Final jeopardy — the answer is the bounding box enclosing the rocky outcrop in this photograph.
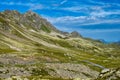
[45,63,99,79]
[70,31,82,38]
[97,68,120,80]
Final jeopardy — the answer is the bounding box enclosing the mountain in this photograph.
[113,41,120,45]
[0,10,120,80]
[70,31,82,38]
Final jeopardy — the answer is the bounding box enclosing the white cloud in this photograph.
[0,2,43,10]
[59,5,108,13]
[89,0,120,7]
[80,20,120,26]
[44,15,120,27]
[29,4,43,10]
[78,29,120,33]
[53,0,68,7]
[44,16,88,24]
[90,10,120,17]
[61,6,88,12]
[60,0,68,5]
[0,2,34,6]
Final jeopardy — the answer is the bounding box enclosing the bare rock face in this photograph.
[70,31,82,38]
[0,10,59,33]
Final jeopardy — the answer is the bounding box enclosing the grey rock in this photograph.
[45,63,99,79]
[70,31,82,38]
[97,67,120,80]
[101,68,110,74]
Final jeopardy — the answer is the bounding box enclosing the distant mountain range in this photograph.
[0,10,120,80]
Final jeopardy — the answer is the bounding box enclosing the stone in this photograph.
[101,68,110,74]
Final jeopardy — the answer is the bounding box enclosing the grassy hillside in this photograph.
[0,10,120,80]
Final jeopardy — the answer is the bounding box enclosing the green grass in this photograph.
[0,17,7,23]
[0,48,16,53]
[31,68,49,76]
[41,24,51,33]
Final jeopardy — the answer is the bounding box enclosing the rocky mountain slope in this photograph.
[0,10,120,80]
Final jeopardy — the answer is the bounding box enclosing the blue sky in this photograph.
[0,0,120,42]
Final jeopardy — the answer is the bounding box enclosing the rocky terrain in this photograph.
[0,10,120,80]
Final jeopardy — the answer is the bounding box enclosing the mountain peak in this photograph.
[70,31,82,38]
[3,10,20,15]
[25,10,36,15]
[24,10,42,18]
